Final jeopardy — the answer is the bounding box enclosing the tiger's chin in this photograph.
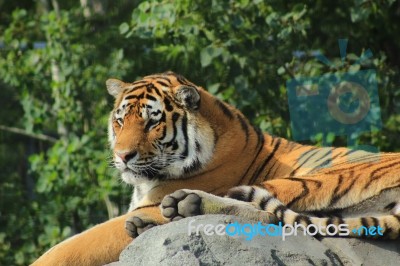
[120,169,161,185]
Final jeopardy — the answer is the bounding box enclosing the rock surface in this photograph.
[109,215,400,266]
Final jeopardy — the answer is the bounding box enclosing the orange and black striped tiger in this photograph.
[33,72,400,266]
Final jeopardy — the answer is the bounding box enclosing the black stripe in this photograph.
[160,111,166,123]
[249,138,281,185]
[264,160,278,179]
[159,125,167,140]
[384,202,396,211]
[382,221,392,239]
[286,177,322,188]
[144,119,157,132]
[370,161,400,176]
[286,179,309,208]
[269,162,282,180]
[361,217,369,228]
[125,94,138,100]
[146,83,154,93]
[227,189,248,201]
[195,141,201,153]
[163,113,180,145]
[273,205,287,221]
[342,153,382,165]
[164,97,174,111]
[215,99,234,119]
[295,215,312,225]
[330,172,357,206]
[181,114,189,158]
[176,74,189,85]
[157,76,172,84]
[316,150,346,173]
[287,141,300,152]
[156,80,169,87]
[324,166,354,175]
[253,126,264,145]
[289,148,319,177]
[364,161,400,189]
[172,141,179,150]
[146,87,152,93]
[331,174,343,200]
[259,196,273,210]
[184,158,201,174]
[151,110,161,116]
[154,87,162,97]
[371,217,379,228]
[236,114,249,144]
[125,92,144,100]
[237,126,265,185]
[344,148,360,156]
[172,112,180,123]
[248,187,255,202]
[314,149,333,163]
[132,80,148,85]
[127,84,147,93]
[146,94,157,101]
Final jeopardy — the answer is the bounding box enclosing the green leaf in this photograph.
[119,23,130,35]
[200,46,223,67]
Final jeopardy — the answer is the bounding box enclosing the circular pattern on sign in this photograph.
[327,81,370,125]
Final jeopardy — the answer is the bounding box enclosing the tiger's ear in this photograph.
[174,85,200,110]
[106,79,126,98]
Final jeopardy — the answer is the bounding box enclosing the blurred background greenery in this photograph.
[0,0,399,264]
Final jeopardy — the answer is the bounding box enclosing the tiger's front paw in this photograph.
[161,189,202,221]
[125,216,157,238]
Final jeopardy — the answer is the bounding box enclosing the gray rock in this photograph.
[109,215,400,266]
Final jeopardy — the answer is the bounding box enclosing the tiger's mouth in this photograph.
[115,154,181,183]
[126,167,159,178]
[119,164,164,184]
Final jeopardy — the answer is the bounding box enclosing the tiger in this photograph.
[33,71,400,266]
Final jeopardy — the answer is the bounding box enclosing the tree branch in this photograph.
[0,125,58,143]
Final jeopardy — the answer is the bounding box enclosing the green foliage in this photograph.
[0,0,399,264]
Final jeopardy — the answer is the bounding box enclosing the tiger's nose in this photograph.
[116,151,138,163]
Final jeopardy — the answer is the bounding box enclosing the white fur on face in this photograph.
[164,114,215,178]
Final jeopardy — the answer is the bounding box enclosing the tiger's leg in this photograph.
[125,208,166,238]
[32,206,166,266]
[161,187,400,239]
[161,189,277,224]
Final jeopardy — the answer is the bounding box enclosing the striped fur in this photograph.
[106,72,399,239]
[227,186,400,239]
[33,72,399,266]
[110,73,400,238]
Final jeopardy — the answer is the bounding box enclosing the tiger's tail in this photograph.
[228,186,400,239]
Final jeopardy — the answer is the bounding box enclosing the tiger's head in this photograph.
[106,72,215,185]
